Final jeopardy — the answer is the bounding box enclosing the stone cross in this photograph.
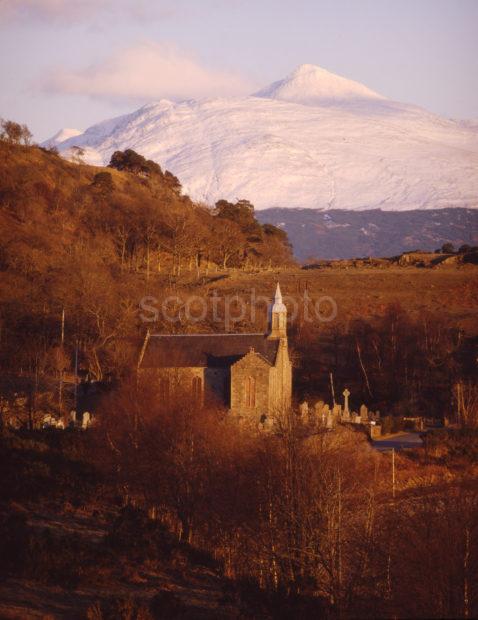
[343,388,350,414]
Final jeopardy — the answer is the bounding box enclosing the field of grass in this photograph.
[165,263,478,336]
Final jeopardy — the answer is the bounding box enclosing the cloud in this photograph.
[42,41,255,102]
[0,0,174,22]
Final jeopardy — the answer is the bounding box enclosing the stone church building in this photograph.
[138,284,292,421]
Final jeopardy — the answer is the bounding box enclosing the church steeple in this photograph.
[268,283,287,339]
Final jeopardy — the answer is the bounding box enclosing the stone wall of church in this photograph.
[230,352,271,421]
[138,367,205,406]
[268,339,292,415]
[138,366,230,408]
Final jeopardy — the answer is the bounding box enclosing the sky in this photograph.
[1,0,477,141]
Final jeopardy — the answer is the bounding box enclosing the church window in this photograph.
[192,376,202,403]
[245,376,256,407]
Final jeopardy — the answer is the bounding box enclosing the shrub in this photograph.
[425,429,478,462]
[441,242,454,254]
[0,119,32,145]
[109,150,161,178]
[92,171,114,195]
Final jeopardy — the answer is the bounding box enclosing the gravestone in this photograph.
[82,411,91,429]
[43,414,54,429]
[314,400,325,426]
[299,401,309,418]
[332,404,342,420]
[360,404,369,423]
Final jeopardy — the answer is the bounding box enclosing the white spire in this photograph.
[272,282,287,313]
[275,282,282,302]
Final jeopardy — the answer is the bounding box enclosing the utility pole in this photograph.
[59,308,65,417]
[329,372,336,407]
[385,447,396,601]
[61,307,65,346]
[74,339,79,416]
[392,448,396,500]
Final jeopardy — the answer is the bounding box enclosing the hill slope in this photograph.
[257,207,478,260]
[0,141,292,384]
[47,64,478,212]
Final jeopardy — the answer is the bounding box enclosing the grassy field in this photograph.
[164,263,478,336]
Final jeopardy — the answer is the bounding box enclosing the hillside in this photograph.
[0,140,293,388]
[257,207,478,259]
[47,64,478,212]
[1,399,478,619]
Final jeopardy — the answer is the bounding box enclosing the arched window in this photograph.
[245,376,256,408]
[159,378,170,406]
[192,376,202,404]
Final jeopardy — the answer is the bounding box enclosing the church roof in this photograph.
[139,333,280,369]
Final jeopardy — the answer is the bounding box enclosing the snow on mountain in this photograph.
[253,64,385,105]
[45,65,478,212]
[43,128,82,147]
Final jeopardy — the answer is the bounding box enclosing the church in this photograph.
[138,284,292,421]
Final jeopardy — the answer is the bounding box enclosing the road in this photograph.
[373,431,424,451]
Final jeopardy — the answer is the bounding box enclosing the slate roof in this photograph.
[139,333,279,369]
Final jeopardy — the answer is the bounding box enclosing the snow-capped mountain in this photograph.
[253,63,385,105]
[43,127,82,148]
[46,64,478,212]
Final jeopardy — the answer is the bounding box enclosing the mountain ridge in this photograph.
[45,64,478,212]
[256,207,478,260]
